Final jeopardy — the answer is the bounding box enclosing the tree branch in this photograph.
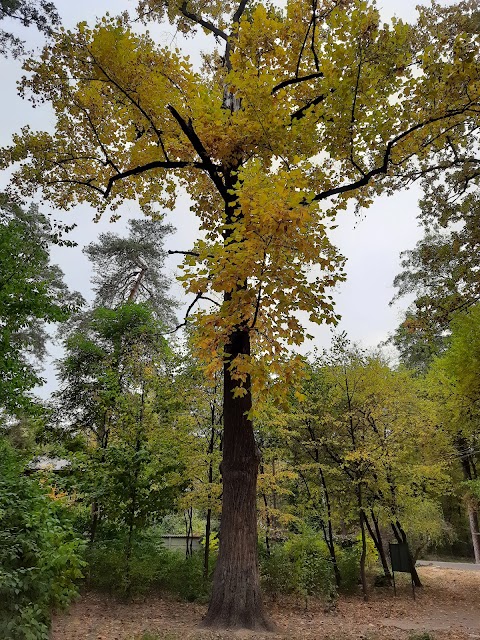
[167,104,228,199]
[179,1,228,41]
[167,290,220,333]
[271,72,324,95]
[290,91,333,122]
[233,0,250,24]
[168,249,200,257]
[309,107,475,204]
[104,159,204,199]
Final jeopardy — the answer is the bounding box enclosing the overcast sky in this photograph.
[0,0,454,395]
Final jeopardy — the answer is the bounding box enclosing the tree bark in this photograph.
[467,503,480,564]
[202,329,273,630]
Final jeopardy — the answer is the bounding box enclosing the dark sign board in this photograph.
[389,543,415,599]
[390,543,412,573]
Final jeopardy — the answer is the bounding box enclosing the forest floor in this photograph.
[50,567,480,640]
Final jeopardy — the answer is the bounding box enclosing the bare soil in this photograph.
[50,567,480,640]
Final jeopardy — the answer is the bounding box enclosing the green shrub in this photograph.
[260,533,336,600]
[336,544,361,592]
[0,439,85,640]
[86,530,214,602]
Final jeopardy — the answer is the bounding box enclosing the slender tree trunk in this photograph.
[318,465,341,587]
[202,328,273,630]
[204,412,218,578]
[90,503,100,544]
[364,511,392,582]
[90,417,110,544]
[204,507,212,578]
[185,506,194,558]
[260,462,271,556]
[359,508,368,601]
[457,441,480,563]
[467,503,480,563]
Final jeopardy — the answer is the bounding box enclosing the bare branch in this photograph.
[168,249,200,257]
[167,290,220,333]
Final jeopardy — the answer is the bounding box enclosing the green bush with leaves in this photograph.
[0,439,85,640]
[87,529,214,602]
[260,533,336,600]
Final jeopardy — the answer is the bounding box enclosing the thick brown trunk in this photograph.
[202,329,273,630]
[467,503,480,563]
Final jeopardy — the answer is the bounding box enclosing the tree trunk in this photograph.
[318,465,341,587]
[204,507,212,579]
[359,509,368,601]
[364,511,392,582]
[202,329,273,630]
[467,503,480,563]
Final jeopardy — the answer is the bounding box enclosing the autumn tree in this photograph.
[2,0,480,628]
[289,339,451,594]
[425,305,480,562]
[391,2,480,370]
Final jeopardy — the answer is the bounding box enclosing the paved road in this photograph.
[417,560,480,571]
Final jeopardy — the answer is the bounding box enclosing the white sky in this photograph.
[0,0,454,395]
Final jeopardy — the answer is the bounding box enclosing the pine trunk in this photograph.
[202,329,273,630]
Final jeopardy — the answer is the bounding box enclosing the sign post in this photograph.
[389,542,416,599]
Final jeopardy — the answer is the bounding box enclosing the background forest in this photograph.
[1,0,480,639]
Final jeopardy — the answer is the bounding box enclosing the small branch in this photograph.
[168,250,200,257]
[310,0,320,73]
[179,1,228,41]
[349,57,365,175]
[232,0,250,24]
[290,91,332,122]
[271,72,324,95]
[167,290,220,333]
[104,159,204,198]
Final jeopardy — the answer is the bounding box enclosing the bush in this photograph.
[260,533,336,600]
[86,529,214,602]
[0,439,84,640]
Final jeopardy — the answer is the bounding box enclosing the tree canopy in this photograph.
[2,0,480,629]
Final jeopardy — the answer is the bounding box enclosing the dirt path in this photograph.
[50,567,480,640]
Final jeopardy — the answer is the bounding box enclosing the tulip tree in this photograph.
[2,0,480,629]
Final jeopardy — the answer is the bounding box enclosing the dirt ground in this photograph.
[50,567,480,640]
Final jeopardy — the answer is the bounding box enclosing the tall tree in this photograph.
[54,303,179,544]
[391,1,480,370]
[84,217,177,326]
[425,305,480,562]
[2,0,480,628]
[0,194,81,413]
